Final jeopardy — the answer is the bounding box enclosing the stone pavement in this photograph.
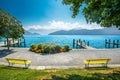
[0,47,120,69]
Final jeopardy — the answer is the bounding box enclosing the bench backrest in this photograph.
[84,58,111,64]
[6,58,31,64]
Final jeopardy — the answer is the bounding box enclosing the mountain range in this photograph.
[25,30,40,35]
[49,27,120,35]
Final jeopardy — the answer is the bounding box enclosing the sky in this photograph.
[0,0,103,35]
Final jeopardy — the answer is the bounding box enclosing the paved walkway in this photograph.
[0,47,120,69]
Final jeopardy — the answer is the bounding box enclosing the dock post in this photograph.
[87,41,89,46]
[12,38,15,47]
[105,39,107,48]
[9,39,11,47]
[76,40,78,49]
[83,40,86,47]
[80,41,82,48]
[108,39,111,48]
[113,40,115,48]
[24,38,26,47]
[19,38,22,47]
[117,40,119,48]
[18,39,20,47]
[79,39,81,48]
[73,39,75,48]
[4,40,6,47]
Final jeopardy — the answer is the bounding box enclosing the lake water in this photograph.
[24,35,120,49]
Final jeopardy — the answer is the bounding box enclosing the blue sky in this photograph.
[0,0,102,35]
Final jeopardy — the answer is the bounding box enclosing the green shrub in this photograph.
[30,44,38,51]
[35,49,41,53]
[38,44,43,49]
[64,44,70,52]
[50,45,56,53]
[55,44,62,53]
[43,45,51,53]
[30,44,37,49]
[30,43,70,54]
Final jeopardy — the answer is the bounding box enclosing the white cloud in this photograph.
[24,20,103,35]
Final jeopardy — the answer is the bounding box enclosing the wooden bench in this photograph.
[6,58,31,68]
[84,58,111,68]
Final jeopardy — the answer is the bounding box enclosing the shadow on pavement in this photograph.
[0,49,16,58]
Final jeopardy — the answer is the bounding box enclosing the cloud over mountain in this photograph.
[24,20,103,35]
[49,27,120,35]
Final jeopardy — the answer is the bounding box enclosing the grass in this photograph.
[0,65,120,80]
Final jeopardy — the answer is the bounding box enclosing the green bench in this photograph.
[84,58,111,68]
[6,58,31,68]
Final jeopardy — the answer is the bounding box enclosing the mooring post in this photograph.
[18,39,20,47]
[83,40,86,47]
[20,38,22,47]
[79,39,81,48]
[76,40,78,49]
[108,39,111,48]
[24,38,26,47]
[87,41,89,46]
[73,39,75,48]
[105,39,107,48]
[117,40,119,48]
[113,40,115,48]
[4,40,6,46]
[9,39,11,47]
[12,38,15,47]
[80,41,82,48]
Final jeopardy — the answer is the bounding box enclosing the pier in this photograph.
[105,39,120,48]
[73,39,95,49]
[3,38,26,47]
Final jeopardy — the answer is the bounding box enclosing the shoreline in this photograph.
[0,47,120,69]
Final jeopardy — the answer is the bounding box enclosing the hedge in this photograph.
[30,43,71,54]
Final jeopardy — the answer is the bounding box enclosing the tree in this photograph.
[62,0,120,28]
[0,9,24,50]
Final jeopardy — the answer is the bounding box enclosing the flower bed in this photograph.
[29,43,71,54]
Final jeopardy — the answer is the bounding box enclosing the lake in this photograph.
[24,35,120,49]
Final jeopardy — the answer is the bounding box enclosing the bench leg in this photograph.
[25,64,28,68]
[28,64,30,67]
[85,64,89,68]
[8,62,13,66]
[105,63,108,68]
[103,63,108,68]
[8,62,11,66]
[25,64,30,68]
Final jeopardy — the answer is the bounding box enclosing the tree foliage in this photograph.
[62,0,120,28]
[0,9,24,39]
[0,9,24,50]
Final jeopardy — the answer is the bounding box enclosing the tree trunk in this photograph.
[6,38,10,50]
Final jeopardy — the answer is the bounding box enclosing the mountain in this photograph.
[25,30,40,35]
[49,27,120,35]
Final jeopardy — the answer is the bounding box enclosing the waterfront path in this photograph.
[0,47,120,69]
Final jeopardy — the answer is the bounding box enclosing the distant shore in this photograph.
[0,47,120,69]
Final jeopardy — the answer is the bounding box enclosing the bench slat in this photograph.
[84,58,111,68]
[6,58,31,67]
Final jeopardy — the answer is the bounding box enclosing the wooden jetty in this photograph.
[73,39,95,49]
[3,38,26,47]
[105,39,120,48]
